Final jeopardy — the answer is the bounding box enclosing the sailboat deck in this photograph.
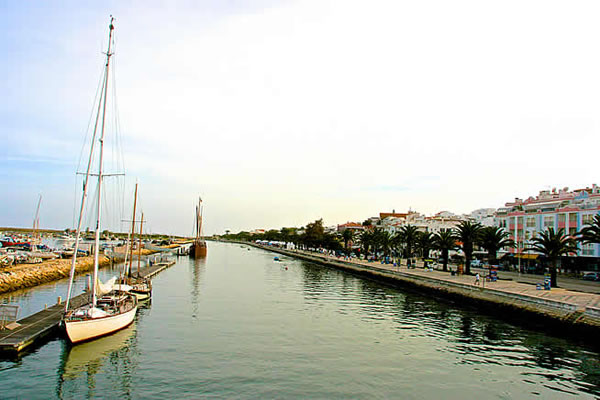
[0,258,176,355]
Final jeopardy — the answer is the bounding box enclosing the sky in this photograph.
[1,0,599,236]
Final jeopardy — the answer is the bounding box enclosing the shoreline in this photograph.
[227,240,600,340]
[0,248,158,295]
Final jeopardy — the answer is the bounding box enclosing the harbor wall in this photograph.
[230,241,600,335]
[0,256,112,295]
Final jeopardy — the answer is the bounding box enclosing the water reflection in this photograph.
[190,257,206,318]
[298,258,600,397]
[55,304,149,399]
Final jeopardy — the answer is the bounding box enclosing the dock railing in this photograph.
[0,305,19,330]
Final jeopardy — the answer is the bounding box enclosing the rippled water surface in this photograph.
[1,242,600,399]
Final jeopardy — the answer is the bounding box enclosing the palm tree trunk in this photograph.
[465,251,472,275]
[442,249,448,272]
[550,260,558,288]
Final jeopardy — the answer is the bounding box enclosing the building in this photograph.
[495,185,600,271]
[337,222,365,234]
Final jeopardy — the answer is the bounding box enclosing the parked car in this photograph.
[582,272,600,281]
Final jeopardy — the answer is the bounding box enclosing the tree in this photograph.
[399,225,419,259]
[479,226,514,265]
[304,219,325,249]
[527,228,578,288]
[359,230,374,258]
[342,229,354,254]
[417,231,435,261]
[455,221,483,275]
[375,229,393,258]
[433,229,457,272]
[578,215,600,245]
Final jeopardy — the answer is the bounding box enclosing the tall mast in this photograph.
[91,16,115,308]
[128,183,138,278]
[137,212,144,276]
[32,194,42,244]
[64,17,115,312]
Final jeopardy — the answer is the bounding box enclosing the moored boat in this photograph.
[62,17,138,344]
[190,197,207,258]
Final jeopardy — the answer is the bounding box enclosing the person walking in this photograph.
[474,272,480,286]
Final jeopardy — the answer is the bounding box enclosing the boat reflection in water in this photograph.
[55,304,148,398]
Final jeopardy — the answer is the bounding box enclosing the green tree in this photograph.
[455,221,483,275]
[342,229,354,254]
[359,230,374,258]
[399,225,419,259]
[417,231,435,261]
[304,219,325,249]
[527,228,578,288]
[376,229,393,258]
[479,226,514,265]
[578,215,600,245]
[433,229,457,272]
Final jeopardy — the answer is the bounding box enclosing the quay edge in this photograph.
[223,240,600,341]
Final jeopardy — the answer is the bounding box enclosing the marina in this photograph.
[1,242,600,399]
[0,257,175,355]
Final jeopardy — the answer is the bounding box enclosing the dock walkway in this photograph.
[0,257,176,355]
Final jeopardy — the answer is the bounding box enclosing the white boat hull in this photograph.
[65,305,137,344]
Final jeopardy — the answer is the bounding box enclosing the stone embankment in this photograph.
[235,241,600,335]
[0,248,160,295]
[0,256,111,294]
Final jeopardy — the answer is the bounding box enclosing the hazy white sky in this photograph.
[1,0,599,236]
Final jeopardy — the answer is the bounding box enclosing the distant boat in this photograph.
[62,17,137,344]
[190,197,207,258]
[118,183,152,302]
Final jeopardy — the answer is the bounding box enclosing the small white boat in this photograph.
[64,291,137,343]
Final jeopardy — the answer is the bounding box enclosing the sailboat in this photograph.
[62,17,137,344]
[118,183,152,301]
[189,197,207,258]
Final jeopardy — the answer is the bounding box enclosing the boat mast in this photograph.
[128,183,138,278]
[137,212,144,276]
[196,197,202,242]
[91,16,115,308]
[64,17,115,313]
[32,194,42,244]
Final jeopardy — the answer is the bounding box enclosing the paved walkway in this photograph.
[285,250,600,310]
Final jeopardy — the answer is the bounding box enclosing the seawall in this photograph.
[230,241,600,338]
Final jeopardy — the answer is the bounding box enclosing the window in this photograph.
[558,214,566,223]
[569,213,578,224]
[526,217,536,227]
[582,244,594,256]
[569,227,577,237]
[582,214,594,225]
[517,216,523,225]
[543,216,554,227]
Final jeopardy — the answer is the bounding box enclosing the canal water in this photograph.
[1,242,599,399]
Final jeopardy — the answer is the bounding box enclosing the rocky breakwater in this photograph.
[0,256,111,294]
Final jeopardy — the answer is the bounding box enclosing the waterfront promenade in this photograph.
[246,242,600,330]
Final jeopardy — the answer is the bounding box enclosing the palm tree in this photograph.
[417,231,435,263]
[371,228,388,260]
[433,229,457,272]
[455,220,483,275]
[359,230,374,259]
[399,225,419,259]
[479,226,514,265]
[578,215,600,245]
[379,230,394,259]
[342,229,354,254]
[527,228,578,288]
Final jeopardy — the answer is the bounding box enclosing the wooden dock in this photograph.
[0,257,177,355]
